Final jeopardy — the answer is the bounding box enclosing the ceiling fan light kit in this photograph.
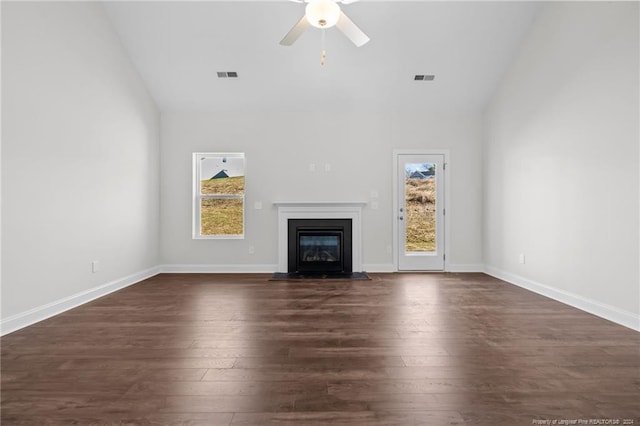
[280,0,370,65]
[306,0,341,28]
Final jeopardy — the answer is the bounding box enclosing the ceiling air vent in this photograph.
[414,75,435,81]
[217,71,238,78]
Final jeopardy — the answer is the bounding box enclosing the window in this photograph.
[193,153,245,239]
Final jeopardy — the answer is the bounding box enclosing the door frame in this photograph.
[392,149,450,272]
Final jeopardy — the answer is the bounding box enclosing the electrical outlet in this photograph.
[370,190,379,198]
[254,201,262,210]
[518,254,526,264]
[324,163,332,172]
[92,260,100,273]
[309,163,316,172]
[371,201,379,210]
[248,246,255,254]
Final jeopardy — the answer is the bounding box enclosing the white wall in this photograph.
[1,2,160,326]
[160,111,483,271]
[484,2,639,327]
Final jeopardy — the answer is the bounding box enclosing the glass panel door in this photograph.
[397,154,445,270]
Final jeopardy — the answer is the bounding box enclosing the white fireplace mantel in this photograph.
[274,201,366,272]
[273,201,368,208]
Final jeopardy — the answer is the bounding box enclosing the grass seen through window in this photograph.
[200,176,244,236]
[405,177,436,251]
[201,176,244,195]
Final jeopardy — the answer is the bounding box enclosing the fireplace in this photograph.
[288,218,352,274]
[274,201,365,274]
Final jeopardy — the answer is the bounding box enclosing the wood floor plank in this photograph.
[2,272,639,424]
[0,413,234,426]
[123,379,329,397]
[230,410,466,426]
[161,394,295,413]
[233,355,406,369]
[288,345,449,358]
[203,367,391,382]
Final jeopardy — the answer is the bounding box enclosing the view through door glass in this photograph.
[405,162,437,253]
[397,153,444,271]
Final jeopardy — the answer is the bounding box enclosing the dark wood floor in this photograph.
[2,273,639,425]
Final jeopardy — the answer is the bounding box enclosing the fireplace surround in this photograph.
[274,201,366,273]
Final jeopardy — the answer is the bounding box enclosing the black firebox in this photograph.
[287,218,352,275]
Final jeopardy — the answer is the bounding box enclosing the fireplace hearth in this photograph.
[288,218,352,275]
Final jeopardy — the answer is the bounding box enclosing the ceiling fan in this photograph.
[279,0,370,48]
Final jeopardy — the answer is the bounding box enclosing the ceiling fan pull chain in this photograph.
[320,29,327,66]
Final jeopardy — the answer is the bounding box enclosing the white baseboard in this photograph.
[360,263,484,273]
[484,265,640,332]
[160,264,279,273]
[362,263,395,273]
[0,266,161,336]
[447,263,484,273]
[160,264,397,274]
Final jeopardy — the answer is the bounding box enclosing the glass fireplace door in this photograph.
[297,232,343,273]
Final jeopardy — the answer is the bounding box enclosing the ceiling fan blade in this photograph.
[280,15,310,46]
[336,11,370,47]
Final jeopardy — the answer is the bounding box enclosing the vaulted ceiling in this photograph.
[102,1,541,113]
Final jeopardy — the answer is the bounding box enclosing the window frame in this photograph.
[192,152,245,240]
